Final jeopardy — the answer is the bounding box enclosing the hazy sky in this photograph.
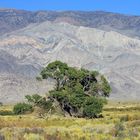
[0,0,140,15]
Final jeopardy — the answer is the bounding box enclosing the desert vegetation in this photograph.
[0,61,140,140]
[13,61,111,118]
[0,102,140,139]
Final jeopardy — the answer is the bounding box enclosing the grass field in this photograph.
[0,101,140,140]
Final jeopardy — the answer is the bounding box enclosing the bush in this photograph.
[120,115,129,122]
[110,121,125,137]
[36,76,42,81]
[0,110,14,116]
[13,103,33,115]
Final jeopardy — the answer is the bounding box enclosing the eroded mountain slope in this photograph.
[0,21,140,103]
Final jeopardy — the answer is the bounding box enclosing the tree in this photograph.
[39,61,111,118]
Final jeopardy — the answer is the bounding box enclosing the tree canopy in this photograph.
[39,61,111,118]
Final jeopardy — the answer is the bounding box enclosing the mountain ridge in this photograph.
[1,9,140,37]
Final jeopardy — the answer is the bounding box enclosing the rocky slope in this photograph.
[0,20,140,103]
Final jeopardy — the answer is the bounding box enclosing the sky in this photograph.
[0,0,140,15]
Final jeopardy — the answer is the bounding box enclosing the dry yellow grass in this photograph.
[0,102,140,140]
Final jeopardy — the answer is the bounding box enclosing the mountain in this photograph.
[0,9,140,103]
[1,9,140,37]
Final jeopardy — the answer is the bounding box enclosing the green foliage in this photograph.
[83,97,106,118]
[13,103,33,115]
[41,61,69,90]
[25,94,42,105]
[0,110,14,116]
[37,98,53,111]
[39,61,111,118]
[50,90,69,102]
[0,102,3,106]
[12,61,109,118]
[101,75,111,97]
[36,76,42,81]
[25,94,53,111]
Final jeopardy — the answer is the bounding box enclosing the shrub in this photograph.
[110,121,125,137]
[120,115,129,122]
[13,103,33,115]
[0,110,14,116]
[36,76,42,81]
